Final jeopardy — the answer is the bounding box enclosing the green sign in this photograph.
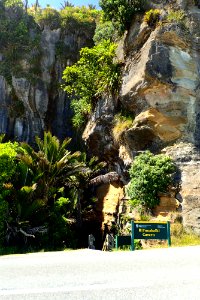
[131,221,171,251]
[133,222,168,239]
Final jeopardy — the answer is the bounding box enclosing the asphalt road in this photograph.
[0,246,200,300]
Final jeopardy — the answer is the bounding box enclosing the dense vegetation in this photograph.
[0,132,105,252]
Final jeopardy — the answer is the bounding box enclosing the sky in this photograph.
[37,0,100,10]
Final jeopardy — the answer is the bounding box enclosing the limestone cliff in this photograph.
[83,0,200,234]
[0,6,95,143]
[1,1,200,235]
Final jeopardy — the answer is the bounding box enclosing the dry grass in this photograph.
[112,116,133,143]
[171,223,200,247]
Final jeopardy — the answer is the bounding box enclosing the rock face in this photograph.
[1,1,200,235]
[163,143,200,235]
[0,17,95,143]
[83,0,200,234]
[95,182,124,231]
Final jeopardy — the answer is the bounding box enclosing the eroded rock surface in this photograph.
[1,1,200,234]
[83,0,200,233]
[0,25,95,143]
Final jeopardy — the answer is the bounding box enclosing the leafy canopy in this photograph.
[126,151,176,209]
[62,40,121,128]
[33,5,100,31]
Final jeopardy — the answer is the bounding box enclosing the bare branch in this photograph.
[19,228,35,238]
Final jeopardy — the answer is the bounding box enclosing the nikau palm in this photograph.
[18,131,84,205]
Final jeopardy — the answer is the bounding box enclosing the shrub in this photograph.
[99,0,147,34]
[0,1,41,82]
[93,20,117,44]
[126,151,176,210]
[60,6,99,32]
[144,9,160,27]
[166,10,186,23]
[34,7,61,29]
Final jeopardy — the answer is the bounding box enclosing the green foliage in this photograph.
[60,5,99,29]
[99,0,147,34]
[18,131,83,203]
[0,141,21,246]
[144,9,160,27]
[0,142,19,184]
[4,0,23,8]
[34,7,61,29]
[62,40,121,128]
[93,20,117,44]
[126,151,176,210]
[166,10,186,23]
[0,132,86,249]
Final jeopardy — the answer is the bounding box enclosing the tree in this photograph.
[126,151,176,210]
[62,40,121,128]
[99,0,147,34]
[60,1,74,9]
[18,131,83,205]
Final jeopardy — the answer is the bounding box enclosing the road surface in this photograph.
[0,246,200,299]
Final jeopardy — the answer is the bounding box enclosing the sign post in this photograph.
[167,221,171,247]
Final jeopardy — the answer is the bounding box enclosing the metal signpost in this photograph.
[131,221,171,251]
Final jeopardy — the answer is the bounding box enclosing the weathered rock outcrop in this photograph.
[1,1,200,235]
[0,16,95,143]
[83,0,200,234]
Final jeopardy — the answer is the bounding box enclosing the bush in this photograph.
[126,151,176,210]
[34,7,61,29]
[99,0,147,34]
[144,9,160,27]
[93,20,117,44]
[166,10,186,23]
[0,1,41,82]
[60,6,99,32]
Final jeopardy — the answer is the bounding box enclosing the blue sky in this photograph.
[37,0,100,9]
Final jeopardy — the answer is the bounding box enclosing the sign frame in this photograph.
[131,220,171,251]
